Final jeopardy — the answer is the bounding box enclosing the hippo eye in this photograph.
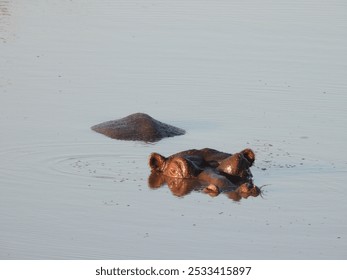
[167,161,183,177]
[166,162,178,177]
[165,158,190,178]
[169,168,177,175]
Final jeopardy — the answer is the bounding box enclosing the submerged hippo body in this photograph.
[91,113,185,142]
[148,148,260,200]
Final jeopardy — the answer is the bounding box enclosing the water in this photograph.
[0,0,346,259]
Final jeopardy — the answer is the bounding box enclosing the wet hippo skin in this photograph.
[148,148,260,200]
[91,113,185,142]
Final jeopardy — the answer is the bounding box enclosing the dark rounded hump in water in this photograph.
[91,113,185,142]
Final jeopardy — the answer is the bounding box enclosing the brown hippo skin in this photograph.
[148,148,260,200]
[91,113,185,142]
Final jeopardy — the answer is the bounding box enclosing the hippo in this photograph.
[91,113,185,142]
[148,148,261,200]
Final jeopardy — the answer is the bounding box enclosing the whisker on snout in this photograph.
[257,184,270,198]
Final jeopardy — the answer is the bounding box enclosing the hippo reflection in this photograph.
[148,148,261,201]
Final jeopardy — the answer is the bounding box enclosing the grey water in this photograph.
[0,0,346,259]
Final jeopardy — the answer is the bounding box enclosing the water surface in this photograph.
[0,0,346,259]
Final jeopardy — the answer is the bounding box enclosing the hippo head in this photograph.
[148,148,261,200]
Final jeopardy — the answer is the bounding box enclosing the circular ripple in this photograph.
[0,142,147,186]
[50,153,144,181]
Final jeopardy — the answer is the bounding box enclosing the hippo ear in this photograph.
[149,153,166,171]
[241,148,255,166]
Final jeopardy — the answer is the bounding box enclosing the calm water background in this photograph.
[0,0,346,259]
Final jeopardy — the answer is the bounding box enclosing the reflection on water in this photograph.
[148,171,261,201]
[0,0,11,43]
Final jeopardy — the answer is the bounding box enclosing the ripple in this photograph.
[50,153,143,181]
[248,139,346,176]
[0,142,146,186]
